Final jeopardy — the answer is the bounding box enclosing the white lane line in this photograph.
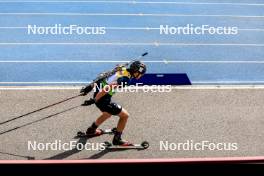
[1,81,264,85]
[0,1,264,6]
[0,86,82,90]
[0,82,86,84]
[1,60,264,64]
[0,27,264,32]
[239,28,264,31]
[0,27,162,30]
[0,42,264,46]
[192,81,264,84]
[0,13,264,18]
[1,85,264,90]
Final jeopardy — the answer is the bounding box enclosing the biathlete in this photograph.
[80,61,147,146]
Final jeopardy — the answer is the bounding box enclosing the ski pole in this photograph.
[0,94,82,125]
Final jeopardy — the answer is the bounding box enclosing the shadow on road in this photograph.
[0,105,80,135]
[44,137,89,160]
[46,136,146,160]
[85,148,145,159]
[44,134,111,160]
[0,151,35,160]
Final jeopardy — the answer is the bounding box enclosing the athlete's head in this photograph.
[128,60,147,79]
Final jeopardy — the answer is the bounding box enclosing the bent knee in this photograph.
[120,111,129,119]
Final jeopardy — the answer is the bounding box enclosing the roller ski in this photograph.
[104,141,149,149]
[76,127,117,138]
[104,132,149,149]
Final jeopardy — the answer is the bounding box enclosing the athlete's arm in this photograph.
[94,83,118,102]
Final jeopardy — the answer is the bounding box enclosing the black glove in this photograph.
[82,98,96,106]
[80,84,94,96]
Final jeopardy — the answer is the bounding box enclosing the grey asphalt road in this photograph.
[0,86,263,160]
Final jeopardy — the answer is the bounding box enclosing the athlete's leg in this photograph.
[113,108,131,145]
[95,112,112,126]
[116,108,129,132]
[86,112,111,135]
